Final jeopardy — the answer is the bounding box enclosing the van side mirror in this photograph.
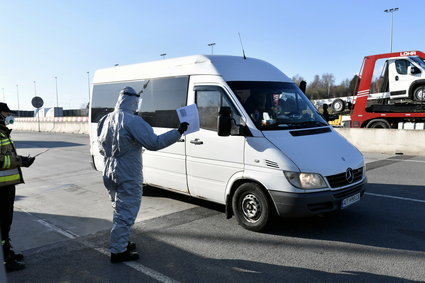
[409,66,421,75]
[217,106,232,136]
[299,80,307,94]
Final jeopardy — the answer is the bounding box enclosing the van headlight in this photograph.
[284,171,327,189]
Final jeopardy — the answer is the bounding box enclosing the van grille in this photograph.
[326,167,363,188]
[333,184,363,199]
[265,160,279,168]
[307,202,333,212]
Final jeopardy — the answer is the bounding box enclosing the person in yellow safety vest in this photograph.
[0,103,35,272]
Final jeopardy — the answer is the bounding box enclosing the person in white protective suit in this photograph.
[97,86,189,263]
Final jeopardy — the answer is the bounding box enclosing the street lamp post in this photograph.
[87,71,90,106]
[384,7,399,53]
[55,76,59,107]
[208,43,216,55]
[2,88,4,102]
[16,84,20,117]
[160,53,166,59]
[33,81,37,97]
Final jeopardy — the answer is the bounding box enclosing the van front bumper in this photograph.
[269,180,366,218]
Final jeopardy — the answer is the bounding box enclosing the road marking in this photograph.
[95,247,181,283]
[17,207,78,239]
[20,207,180,283]
[365,192,425,203]
[36,219,78,239]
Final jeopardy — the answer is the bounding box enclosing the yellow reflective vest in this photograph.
[0,125,23,187]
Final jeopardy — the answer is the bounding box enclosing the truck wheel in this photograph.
[366,119,391,128]
[413,86,425,101]
[232,183,271,232]
[331,99,345,113]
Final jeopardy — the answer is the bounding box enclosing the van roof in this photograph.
[93,55,291,84]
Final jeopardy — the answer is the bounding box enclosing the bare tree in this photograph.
[321,73,335,98]
[291,74,305,86]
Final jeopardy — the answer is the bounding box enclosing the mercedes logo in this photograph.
[346,168,354,183]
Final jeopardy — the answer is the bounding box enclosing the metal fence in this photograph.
[13,109,88,117]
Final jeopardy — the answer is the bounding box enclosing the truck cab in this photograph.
[387,55,425,101]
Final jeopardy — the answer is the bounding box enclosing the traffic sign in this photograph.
[32,96,44,108]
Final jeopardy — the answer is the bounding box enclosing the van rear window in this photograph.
[91,76,188,128]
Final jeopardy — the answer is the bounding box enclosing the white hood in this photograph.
[262,128,364,176]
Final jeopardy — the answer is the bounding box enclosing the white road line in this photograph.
[365,192,425,203]
[95,247,181,283]
[18,207,78,239]
[20,207,180,282]
[36,219,78,239]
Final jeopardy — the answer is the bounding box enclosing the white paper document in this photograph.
[176,104,200,134]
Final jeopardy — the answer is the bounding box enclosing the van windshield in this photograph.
[227,81,327,130]
[410,56,425,69]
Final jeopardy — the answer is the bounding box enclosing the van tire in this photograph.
[331,99,345,113]
[413,85,425,101]
[232,183,271,232]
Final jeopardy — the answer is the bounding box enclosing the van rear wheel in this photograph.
[232,183,271,232]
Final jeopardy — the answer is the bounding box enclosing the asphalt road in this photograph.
[4,132,425,282]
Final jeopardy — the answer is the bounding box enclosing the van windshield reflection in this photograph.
[410,56,425,69]
[227,81,327,130]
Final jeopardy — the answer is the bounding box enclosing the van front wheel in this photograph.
[232,183,271,232]
[413,86,425,101]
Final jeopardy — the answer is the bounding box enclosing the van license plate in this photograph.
[341,193,360,208]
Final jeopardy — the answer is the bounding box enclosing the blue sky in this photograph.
[0,0,422,110]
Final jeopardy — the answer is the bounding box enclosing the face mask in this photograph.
[5,115,14,125]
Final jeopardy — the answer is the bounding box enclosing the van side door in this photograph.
[186,83,245,203]
[139,77,189,193]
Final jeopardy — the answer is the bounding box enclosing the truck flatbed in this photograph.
[366,103,425,113]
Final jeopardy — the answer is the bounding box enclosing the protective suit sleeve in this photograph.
[126,116,181,151]
[97,114,114,157]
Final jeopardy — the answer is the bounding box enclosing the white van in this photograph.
[89,55,366,231]
[386,55,425,101]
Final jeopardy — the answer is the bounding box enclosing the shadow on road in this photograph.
[7,210,420,283]
[7,180,424,282]
[143,185,225,213]
[143,183,425,254]
[14,140,85,149]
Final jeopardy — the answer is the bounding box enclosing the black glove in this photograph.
[20,156,35,168]
[178,122,189,134]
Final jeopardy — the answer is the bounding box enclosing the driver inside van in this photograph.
[245,92,270,126]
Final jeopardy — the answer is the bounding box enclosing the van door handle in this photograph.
[395,76,399,81]
[190,138,203,145]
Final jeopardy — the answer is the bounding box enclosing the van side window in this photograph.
[395,59,410,75]
[139,76,188,128]
[91,81,145,123]
[195,86,241,131]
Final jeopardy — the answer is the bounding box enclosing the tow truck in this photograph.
[314,51,425,129]
[351,50,425,128]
